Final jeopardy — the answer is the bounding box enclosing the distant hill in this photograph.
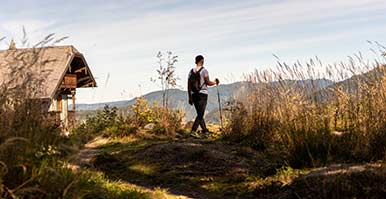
[315,64,386,101]
[76,82,253,121]
[76,79,334,123]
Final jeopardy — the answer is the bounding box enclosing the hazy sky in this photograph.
[1,0,386,103]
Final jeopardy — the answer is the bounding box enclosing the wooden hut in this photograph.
[0,45,97,127]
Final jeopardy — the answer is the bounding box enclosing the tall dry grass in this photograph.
[226,46,386,168]
[0,33,150,199]
[0,36,64,198]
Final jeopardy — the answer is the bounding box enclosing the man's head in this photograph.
[195,55,204,66]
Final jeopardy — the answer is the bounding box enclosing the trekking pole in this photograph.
[216,84,223,130]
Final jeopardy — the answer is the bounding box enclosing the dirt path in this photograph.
[76,136,109,167]
[67,136,108,170]
[69,136,193,199]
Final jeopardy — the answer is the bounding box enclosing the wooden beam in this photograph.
[58,89,73,95]
[82,81,96,88]
[77,76,92,83]
[75,67,86,73]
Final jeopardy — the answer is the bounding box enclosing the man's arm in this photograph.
[204,76,219,86]
[187,79,192,94]
[187,75,193,105]
[203,69,219,86]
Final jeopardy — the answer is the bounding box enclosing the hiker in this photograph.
[188,55,219,137]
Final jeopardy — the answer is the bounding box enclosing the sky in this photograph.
[1,0,386,103]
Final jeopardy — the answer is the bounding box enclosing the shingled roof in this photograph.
[0,45,96,99]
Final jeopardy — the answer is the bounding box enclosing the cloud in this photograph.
[1,0,386,103]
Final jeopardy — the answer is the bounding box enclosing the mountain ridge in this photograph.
[76,80,334,121]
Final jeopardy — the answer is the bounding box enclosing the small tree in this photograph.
[151,51,179,109]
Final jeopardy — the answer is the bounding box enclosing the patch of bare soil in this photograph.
[137,141,257,175]
[92,139,284,199]
[281,163,386,199]
[91,137,386,199]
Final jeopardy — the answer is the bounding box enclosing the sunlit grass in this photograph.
[129,163,157,175]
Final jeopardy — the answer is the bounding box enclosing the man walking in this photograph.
[188,55,219,137]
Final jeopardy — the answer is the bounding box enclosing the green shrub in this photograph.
[72,98,184,139]
[70,106,136,140]
[131,97,155,127]
[152,108,184,136]
[130,97,184,136]
[103,122,138,138]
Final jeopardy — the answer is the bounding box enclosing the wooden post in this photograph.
[72,90,76,111]
[62,95,68,128]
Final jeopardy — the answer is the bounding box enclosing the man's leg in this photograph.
[191,94,201,132]
[198,94,208,132]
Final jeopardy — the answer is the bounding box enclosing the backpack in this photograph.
[188,67,204,94]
